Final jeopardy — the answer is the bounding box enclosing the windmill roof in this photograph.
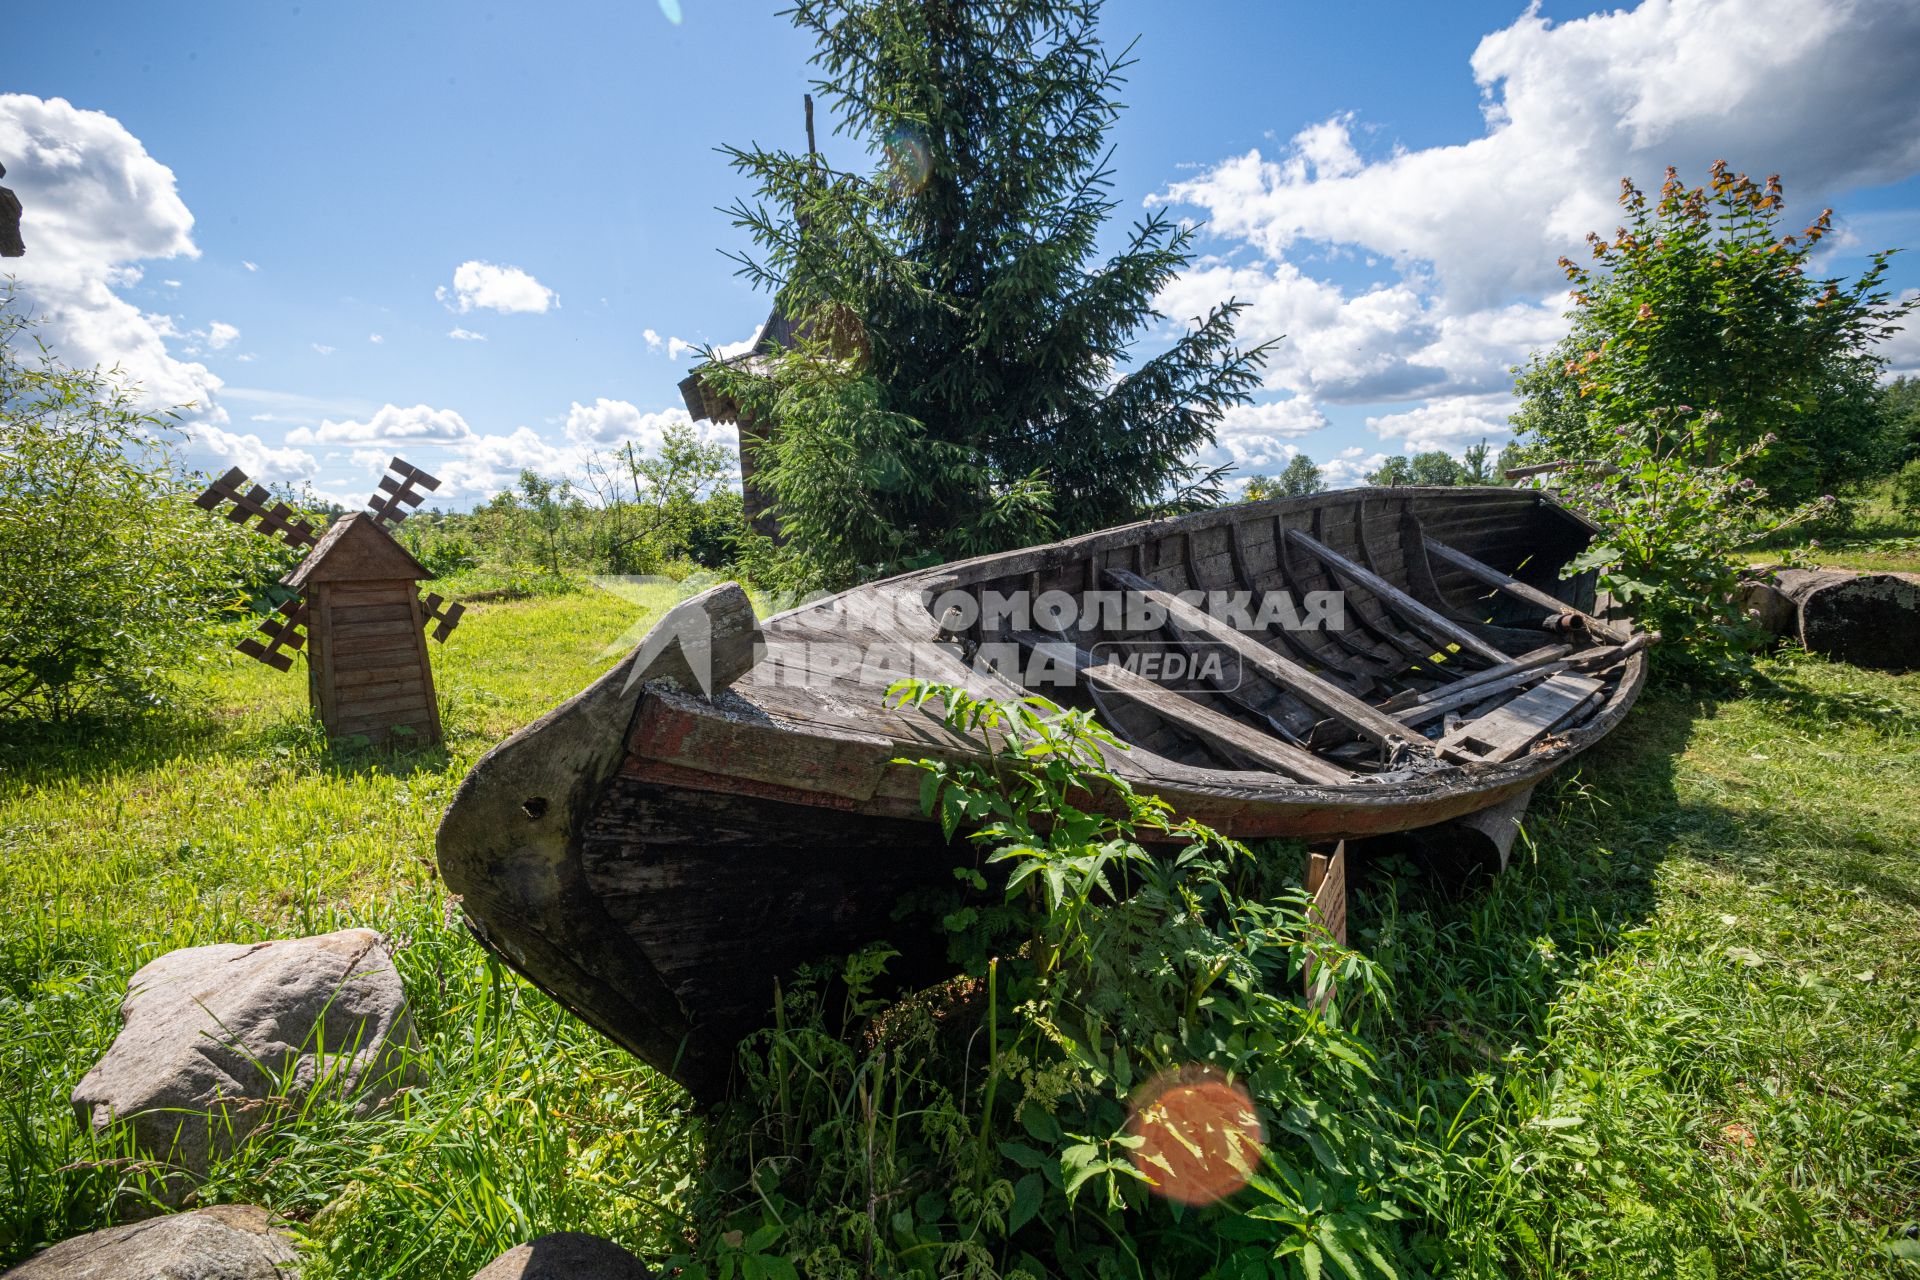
[283,512,434,588]
[679,305,797,425]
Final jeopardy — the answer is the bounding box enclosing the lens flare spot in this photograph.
[884,127,931,195]
[1125,1066,1264,1206]
[657,0,683,23]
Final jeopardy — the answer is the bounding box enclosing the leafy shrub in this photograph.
[1512,164,1915,504]
[1893,458,1920,520]
[1244,455,1324,501]
[1551,409,1833,684]
[0,292,280,720]
[676,685,1423,1279]
[397,519,481,579]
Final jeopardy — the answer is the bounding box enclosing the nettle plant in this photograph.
[675,684,1427,1280]
[1553,409,1833,684]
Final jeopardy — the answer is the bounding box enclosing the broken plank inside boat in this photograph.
[437,486,1650,1099]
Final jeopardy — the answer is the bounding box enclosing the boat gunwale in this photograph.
[717,485,1642,818]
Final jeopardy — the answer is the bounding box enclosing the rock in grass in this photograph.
[471,1233,653,1280]
[0,1204,299,1278]
[71,929,417,1198]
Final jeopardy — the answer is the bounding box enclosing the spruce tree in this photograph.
[712,0,1272,586]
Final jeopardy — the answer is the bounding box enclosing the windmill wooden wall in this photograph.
[286,514,443,745]
[308,581,440,743]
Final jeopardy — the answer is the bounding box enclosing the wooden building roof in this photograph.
[283,512,433,589]
[678,306,797,425]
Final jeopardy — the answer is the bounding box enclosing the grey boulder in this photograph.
[72,929,416,1193]
[0,1204,298,1278]
[471,1233,652,1280]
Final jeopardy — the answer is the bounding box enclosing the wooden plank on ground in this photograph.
[1422,536,1632,645]
[1437,672,1603,762]
[1304,842,1347,1013]
[1284,529,1511,665]
[1015,633,1351,785]
[1104,567,1420,751]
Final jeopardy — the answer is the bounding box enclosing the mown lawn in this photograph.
[1,581,1915,1277]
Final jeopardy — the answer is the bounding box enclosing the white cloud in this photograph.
[1884,289,1920,379]
[1219,397,1328,439]
[429,427,582,498]
[1322,446,1387,490]
[278,400,733,502]
[290,403,476,447]
[1153,0,1920,429]
[448,326,487,341]
[0,94,225,424]
[715,326,762,360]
[1364,393,1516,455]
[368,333,384,344]
[242,260,258,272]
[662,323,762,364]
[186,421,319,482]
[311,343,335,355]
[1206,395,1329,475]
[436,260,557,314]
[565,398,671,446]
[205,320,239,350]
[561,398,739,460]
[162,278,181,288]
[643,328,663,351]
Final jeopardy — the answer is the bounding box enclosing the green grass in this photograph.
[1751,475,1920,573]
[2,587,1917,1276]
[0,584,698,1275]
[1372,654,1920,1274]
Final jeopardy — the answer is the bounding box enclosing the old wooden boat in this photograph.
[437,485,1649,1097]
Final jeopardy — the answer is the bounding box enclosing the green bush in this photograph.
[1892,458,1920,520]
[1512,164,1915,504]
[0,291,278,720]
[1551,409,1832,684]
[676,684,1422,1279]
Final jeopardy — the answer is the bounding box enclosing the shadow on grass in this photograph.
[0,704,226,784]
[0,700,455,787]
[1353,686,1702,1086]
[230,714,457,781]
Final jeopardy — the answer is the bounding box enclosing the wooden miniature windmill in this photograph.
[196,457,465,745]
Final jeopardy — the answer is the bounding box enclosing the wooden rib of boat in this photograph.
[437,485,1650,1099]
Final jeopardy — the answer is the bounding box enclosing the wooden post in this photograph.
[1304,842,1347,1013]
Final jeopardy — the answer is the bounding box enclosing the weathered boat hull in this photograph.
[438,487,1647,1099]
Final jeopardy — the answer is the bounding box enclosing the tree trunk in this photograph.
[1740,566,1920,671]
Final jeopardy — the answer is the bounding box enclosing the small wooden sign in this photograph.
[1304,842,1347,1013]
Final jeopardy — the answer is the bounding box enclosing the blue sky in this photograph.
[7,0,1918,506]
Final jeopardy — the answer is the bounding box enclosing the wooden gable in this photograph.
[284,513,433,589]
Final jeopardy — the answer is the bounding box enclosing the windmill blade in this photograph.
[195,467,319,551]
[367,457,442,526]
[419,593,466,643]
[235,597,310,672]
